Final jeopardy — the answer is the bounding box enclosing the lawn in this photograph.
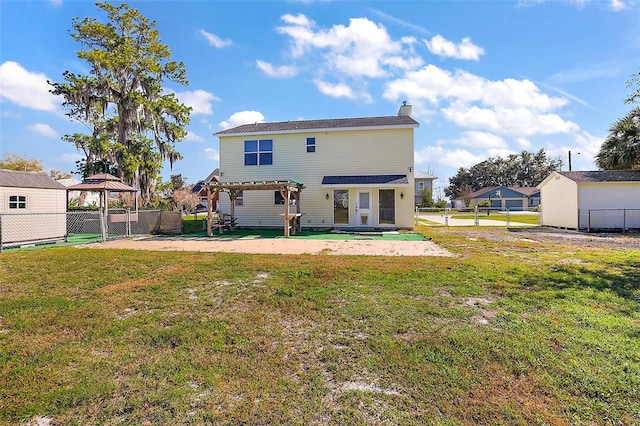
[449,211,541,225]
[1,227,638,425]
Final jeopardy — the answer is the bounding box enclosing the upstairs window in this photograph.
[306,137,316,153]
[9,195,27,210]
[244,139,273,165]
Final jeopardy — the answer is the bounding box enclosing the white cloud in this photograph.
[199,29,232,48]
[384,64,578,137]
[49,0,63,7]
[276,15,421,78]
[281,13,316,27]
[609,0,629,10]
[415,145,484,169]
[450,131,508,149]
[425,35,485,61]
[0,61,59,111]
[256,60,299,78]
[313,79,355,99]
[515,137,532,149]
[203,148,219,161]
[219,110,265,130]
[185,131,205,143]
[313,79,373,103]
[172,89,220,115]
[27,123,59,139]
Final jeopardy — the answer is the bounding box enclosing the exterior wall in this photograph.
[539,174,579,228]
[218,127,415,229]
[414,178,434,204]
[577,182,640,229]
[0,186,67,244]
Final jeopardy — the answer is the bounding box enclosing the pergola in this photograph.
[201,179,305,237]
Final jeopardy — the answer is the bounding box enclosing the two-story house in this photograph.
[212,104,419,231]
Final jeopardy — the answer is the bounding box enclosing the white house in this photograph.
[0,169,67,247]
[58,178,100,207]
[537,170,640,231]
[214,104,419,230]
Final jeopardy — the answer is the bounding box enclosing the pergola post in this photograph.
[206,187,213,237]
[284,186,290,237]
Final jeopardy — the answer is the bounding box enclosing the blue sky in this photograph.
[1,0,639,197]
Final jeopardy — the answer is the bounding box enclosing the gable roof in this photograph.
[216,115,419,136]
[415,170,437,179]
[461,186,540,200]
[0,169,66,190]
[556,170,640,183]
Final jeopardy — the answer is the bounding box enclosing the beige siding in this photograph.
[218,127,415,228]
[539,173,578,228]
[0,187,67,244]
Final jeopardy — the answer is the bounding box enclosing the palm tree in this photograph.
[595,107,640,170]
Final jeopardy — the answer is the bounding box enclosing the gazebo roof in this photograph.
[67,173,137,192]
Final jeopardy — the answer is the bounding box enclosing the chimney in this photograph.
[398,100,412,117]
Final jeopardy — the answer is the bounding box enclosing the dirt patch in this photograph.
[82,237,452,257]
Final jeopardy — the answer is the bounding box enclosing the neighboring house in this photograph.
[58,178,100,207]
[214,104,419,230]
[537,170,640,231]
[453,186,540,211]
[414,171,437,205]
[0,169,67,247]
[192,168,220,211]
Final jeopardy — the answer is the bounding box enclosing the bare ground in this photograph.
[82,236,453,256]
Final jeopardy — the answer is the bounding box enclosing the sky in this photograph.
[1,0,639,197]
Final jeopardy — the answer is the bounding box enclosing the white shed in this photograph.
[0,169,68,247]
[537,170,640,231]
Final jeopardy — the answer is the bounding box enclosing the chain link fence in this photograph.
[0,209,183,251]
[580,209,640,232]
[415,206,540,227]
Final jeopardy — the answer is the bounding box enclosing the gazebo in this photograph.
[202,179,305,237]
[67,174,138,239]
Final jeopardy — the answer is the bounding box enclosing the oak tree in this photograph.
[50,2,191,205]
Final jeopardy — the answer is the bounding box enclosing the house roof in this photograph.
[0,169,66,190]
[556,170,640,183]
[460,186,540,200]
[415,170,437,179]
[216,115,419,136]
[321,175,408,185]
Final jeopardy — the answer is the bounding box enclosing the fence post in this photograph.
[126,208,131,237]
[0,214,3,253]
[623,209,627,233]
[587,209,591,233]
[506,209,510,227]
[100,210,107,242]
[474,205,479,226]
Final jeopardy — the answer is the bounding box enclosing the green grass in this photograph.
[450,212,540,225]
[0,227,638,425]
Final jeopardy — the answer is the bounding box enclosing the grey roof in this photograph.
[461,186,540,200]
[558,170,640,183]
[415,170,437,179]
[216,115,419,136]
[321,175,408,185]
[0,169,66,190]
